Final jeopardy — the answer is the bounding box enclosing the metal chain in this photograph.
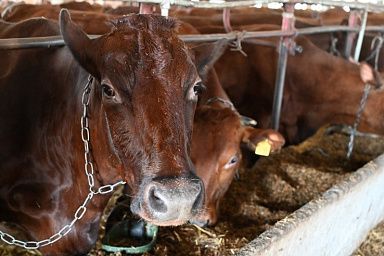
[329,34,341,57]
[364,34,384,71]
[371,35,384,71]
[0,75,126,250]
[346,83,372,159]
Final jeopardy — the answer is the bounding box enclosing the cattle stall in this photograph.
[1,0,384,255]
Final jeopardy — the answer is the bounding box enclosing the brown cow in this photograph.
[0,10,227,255]
[1,6,273,229]
[209,24,383,144]
[189,69,285,226]
[173,23,286,226]
[5,5,286,227]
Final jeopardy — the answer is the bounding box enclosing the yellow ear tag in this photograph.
[255,139,272,156]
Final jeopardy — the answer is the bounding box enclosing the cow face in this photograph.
[190,105,285,226]
[60,10,226,226]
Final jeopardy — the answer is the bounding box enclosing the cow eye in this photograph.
[187,81,205,101]
[193,82,206,96]
[224,155,239,169]
[102,84,115,98]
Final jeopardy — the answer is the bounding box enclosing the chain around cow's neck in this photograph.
[0,75,126,250]
[346,83,372,159]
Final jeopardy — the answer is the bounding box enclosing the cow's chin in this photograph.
[189,203,218,227]
[140,215,190,227]
[133,206,191,226]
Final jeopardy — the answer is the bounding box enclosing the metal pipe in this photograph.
[139,3,154,14]
[271,40,289,131]
[0,35,100,49]
[223,8,232,33]
[344,10,360,59]
[2,26,384,49]
[0,36,66,49]
[160,0,170,17]
[354,9,368,62]
[271,3,295,131]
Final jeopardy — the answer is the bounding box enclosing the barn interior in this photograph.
[1,0,384,255]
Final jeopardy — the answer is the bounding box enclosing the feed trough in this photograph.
[237,143,384,256]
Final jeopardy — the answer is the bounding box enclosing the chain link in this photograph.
[347,83,372,159]
[0,75,126,250]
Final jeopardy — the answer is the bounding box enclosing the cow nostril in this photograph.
[192,180,204,210]
[148,186,167,213]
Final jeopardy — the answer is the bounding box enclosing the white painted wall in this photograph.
[237,154,384,256]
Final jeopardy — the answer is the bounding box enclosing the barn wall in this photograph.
[237,154,384,256]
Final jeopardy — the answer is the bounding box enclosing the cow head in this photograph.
[190,103,285,226]
[60,9,225,226]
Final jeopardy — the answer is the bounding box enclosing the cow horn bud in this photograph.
[240,116,257,127]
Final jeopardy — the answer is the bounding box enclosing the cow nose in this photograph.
[142,177,204,225]
[189,206,218,227]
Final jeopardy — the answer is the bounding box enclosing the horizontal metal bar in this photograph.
[298,25,357,35]
[0,36,66,49]
[0,35,100,49]
[106,0,384,13]
[1,25,384,48]
[181,30,294,42]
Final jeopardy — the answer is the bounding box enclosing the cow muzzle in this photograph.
[189,203,218,227]
[130,177,204,226]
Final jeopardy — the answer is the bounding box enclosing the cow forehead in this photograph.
[101,51,196,97]
[193,107,243,154]
[110,14,178,33]
[99,31,197,87]
[104,16,188,60]
[196,106,241,132]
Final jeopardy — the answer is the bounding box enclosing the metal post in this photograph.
[160,0,170,17]
[223,8,232,32]
[354,9,368,62]
[271,3,295,131]
[344,10,360,59]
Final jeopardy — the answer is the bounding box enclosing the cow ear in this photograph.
[60,9,98,78]
[241,127,285,153]
[191,39,228,80]
[359,62,383,89]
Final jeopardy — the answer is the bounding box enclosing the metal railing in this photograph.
[1,25,384,49]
